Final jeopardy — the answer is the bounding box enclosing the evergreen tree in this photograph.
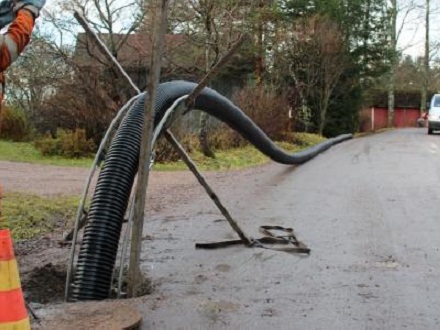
[275,0,391,136]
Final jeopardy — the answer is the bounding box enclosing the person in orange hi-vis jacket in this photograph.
[0,0,45,133]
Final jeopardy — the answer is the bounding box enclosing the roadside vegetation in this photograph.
[0,140,94,167]
[1,193,80,239]
[0,132,325,170]
[155,132,326,171]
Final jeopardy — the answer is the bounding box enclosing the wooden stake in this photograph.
[127,0,169,298]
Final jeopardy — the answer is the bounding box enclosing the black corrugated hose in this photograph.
[69,81,353,301]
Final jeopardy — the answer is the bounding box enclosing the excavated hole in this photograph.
[21,263,153,305]
[23,263,67,304]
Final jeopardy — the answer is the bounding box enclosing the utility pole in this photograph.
[127,0,169,298]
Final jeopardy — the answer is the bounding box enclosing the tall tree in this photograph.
[421,0,430,113]
[278,0,391,135]
[6,32,71,133]
[288,16,351,134]
[385,0,421,127]
[16,0,148,140]
[252,0,275,86]
[388,0,397,127]
[199,1,215,158]
[191,0,218,158]
[169,0,252,156]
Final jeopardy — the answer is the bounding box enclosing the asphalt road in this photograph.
[40,128,440,329]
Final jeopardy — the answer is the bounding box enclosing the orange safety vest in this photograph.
[0,10,34,134]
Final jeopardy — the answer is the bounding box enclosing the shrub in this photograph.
[59,129,96,158]
[34,133,59,156]
[232,85,290,141]
[154,133,199,163]
[282,132,326,147]
[207,127,247,150]
[34,129,96,158]
[0,105,32,141]
[154,128,250,163]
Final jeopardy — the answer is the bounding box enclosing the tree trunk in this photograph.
[199,113,215,158]
[421,0,430,114]
[318,89,330,136]
[254,0,265,86]
[387,0,397,128]
[387,66,395,128]
[198,1,215,158]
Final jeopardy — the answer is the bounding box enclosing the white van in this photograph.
[428,94,440,134]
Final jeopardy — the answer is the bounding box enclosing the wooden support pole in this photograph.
[164,131,251,245]
[127,0,169,298]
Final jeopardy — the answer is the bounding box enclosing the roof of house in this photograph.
[74,32,204,70]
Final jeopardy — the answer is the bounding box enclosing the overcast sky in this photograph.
[40,0,439,61]
[397,0,440,60]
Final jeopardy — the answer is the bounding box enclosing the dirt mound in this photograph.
[23,263,67,304]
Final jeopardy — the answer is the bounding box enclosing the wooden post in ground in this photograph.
[127,0,169,298]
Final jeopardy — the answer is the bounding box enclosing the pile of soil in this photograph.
[22,263,67,304]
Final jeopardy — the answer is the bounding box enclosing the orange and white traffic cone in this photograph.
[0,229,30,330]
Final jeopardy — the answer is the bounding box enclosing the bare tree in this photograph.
[393,55,423,90]
[191,0,217,158]
[420,0,440,111]
[8,0,148,140]
[421,0,430,113]
[386,0,421,127]
[6,32,70,132]
[313,19,349,135]
[169,0,251,157]
[287,16,349,135]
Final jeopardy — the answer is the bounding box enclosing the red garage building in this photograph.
[361,106,422,131]
[359,91,433,132]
